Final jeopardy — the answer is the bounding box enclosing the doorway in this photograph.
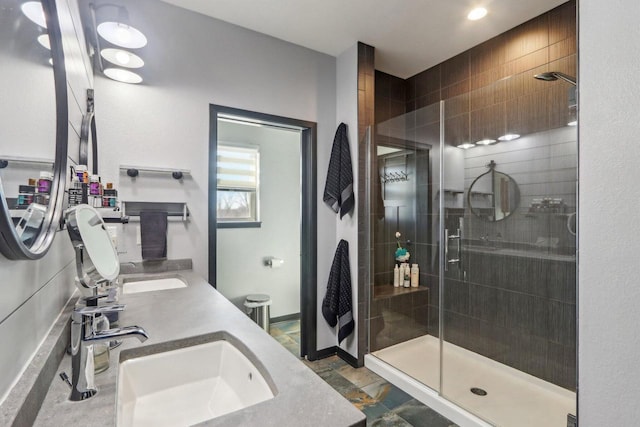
[208,105,318,359]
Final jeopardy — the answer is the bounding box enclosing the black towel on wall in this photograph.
[323,123,355,219]
[322,239,355,343]
[139,211,168,260]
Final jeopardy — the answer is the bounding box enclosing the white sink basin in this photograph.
[117,339,275,426]
[122,277,187,294]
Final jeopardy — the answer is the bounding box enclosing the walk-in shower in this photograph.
[365,58,577,427]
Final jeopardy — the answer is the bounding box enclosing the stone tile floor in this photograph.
[270,320,457,427]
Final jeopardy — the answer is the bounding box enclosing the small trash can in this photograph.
[244,294,272,332]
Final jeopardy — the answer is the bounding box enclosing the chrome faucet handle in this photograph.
[81,293,109,305]
[73,303,126,319]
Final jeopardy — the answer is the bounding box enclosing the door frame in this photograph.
[208,104,318,359]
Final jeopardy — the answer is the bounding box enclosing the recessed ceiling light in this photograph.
[498,133,520,141]
[104,68,143,84]
[475,138,497,146]
[567,120,577,126]
[101,48,144,68]
[97,22,147,49]
[457,142,476,150]
[37,34,51,50]
[21,1,47,28]
[467,7,488,21]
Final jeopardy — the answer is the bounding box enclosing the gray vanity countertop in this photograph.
[33,271,365,427]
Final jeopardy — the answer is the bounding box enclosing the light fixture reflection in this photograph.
[97,22,147,48]
[498,133,520,141]
[457,142,476,150]
[467,7,488,21]
[101,48,144,68]
[104,68,143,84]
[475,138,497,146]
[567,120,577,126]
[21,1,47,28]
[37,34,51,50]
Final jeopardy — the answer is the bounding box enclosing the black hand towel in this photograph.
[323,123,355,219]
[322,239,355,343]
[139,211,168,260]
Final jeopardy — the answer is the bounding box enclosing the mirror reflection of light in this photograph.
[37,34,51,50]
[457,142,476,149]
[475,138,497,146]
[104,68,143,84]
[21,1,47,28]
[498,133,520,141]
[97,22,147,48]
[100,48,144,68]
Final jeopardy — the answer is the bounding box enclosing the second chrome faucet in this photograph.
[69,303,148,401]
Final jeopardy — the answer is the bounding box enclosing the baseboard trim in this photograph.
[310,346,359,368]
[311,346,338,361]
[337,347,359,368]
[270,313,300,324]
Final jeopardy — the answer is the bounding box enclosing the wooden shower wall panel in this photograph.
[405,0,577,144]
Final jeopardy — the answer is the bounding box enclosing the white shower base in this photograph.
[366,335,575,427]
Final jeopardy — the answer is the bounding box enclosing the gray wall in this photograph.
[333,43,359,356]
[0,0,92,402]
[93,0,339,350]
[579,0,640,424]
[216,121,301,319]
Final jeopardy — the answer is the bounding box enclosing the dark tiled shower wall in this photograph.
[444,250,576,390]
[375,71,406,124]
[407,1,577,148]
[370,287,429,352]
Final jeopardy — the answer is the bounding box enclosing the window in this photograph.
[216,144,260,226]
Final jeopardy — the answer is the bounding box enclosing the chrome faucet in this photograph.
[69,303,148,401]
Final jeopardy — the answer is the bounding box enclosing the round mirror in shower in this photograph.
[468,161,520,222]
[0,0,69,259]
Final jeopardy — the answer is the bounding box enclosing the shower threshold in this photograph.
[366,335,575,427]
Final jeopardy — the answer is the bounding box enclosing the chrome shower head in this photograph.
[534,71,576,86]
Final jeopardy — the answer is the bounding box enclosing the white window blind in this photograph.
[217,145,259,190]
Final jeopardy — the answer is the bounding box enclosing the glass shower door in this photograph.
[440,64,577,426]
[368,101,442,394]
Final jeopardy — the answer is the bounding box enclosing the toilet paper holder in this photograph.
[263,257,284,268]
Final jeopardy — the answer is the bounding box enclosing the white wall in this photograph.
[216,121,301,318]
[0,0,91,402]
[579,0,640,424]
[327,44,359,356]
[93,0,337,350]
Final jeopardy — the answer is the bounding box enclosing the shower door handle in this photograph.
[445,228,461,271]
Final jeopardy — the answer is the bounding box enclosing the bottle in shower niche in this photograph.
[393,265,400,287]
[411,264,419,287]
[403,263,410,287]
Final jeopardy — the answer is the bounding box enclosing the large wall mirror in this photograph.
[0,0,69,260]
[79,89,99,174]
[468,160,520,222]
